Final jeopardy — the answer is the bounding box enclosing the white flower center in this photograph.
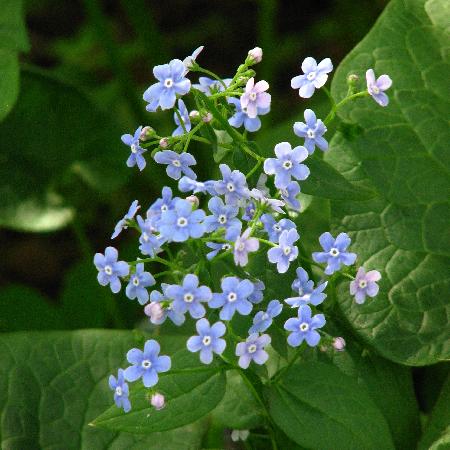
[227,182,235,192]
[202,335,212,346]
[261,313,269,321]
[237,242,245,251]
[142,359,152,369]
[142,232,149,242]
[359,279,368,289]
[299,322,309,332]
[306,71,316,81]
[132,277,140,286]
[248,344,257,354]
[131,144,138,153]
[115,386,123,396]
[222,243,231,251]
[172,159,181,167]
[298,288,304,296]
[161,204,168,212]
[330,247,340,257]
[164,78,173,88]
[372,85,380,94]
[283,246,291,255]
[307,129,315,139]
[283,160,293,170]
[218,214,227,224]
[104,265,113,275]
[227,292,237,302]
[249,92,257,101]
[177,217,188,227]
[184,293,194,303]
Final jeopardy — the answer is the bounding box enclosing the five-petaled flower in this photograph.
[268,228,300,273]
[214,164,250,206]
[125,263,156,305]
[154,150,197,180]
[312,232,357,275]
[109,368,131,413]
[124,339,171,387]
[291,57,333,98]
[240,78,271,119]
[186,318,226,364]
[112,200,140,239]
[233,228,259,267]
[121,126,147,171]
[94,246,129,293]
[249,300,282,334]
[204,196,240,233]
[284,304,326,347]
[236,334,271,369]
[350,267,381,304]
[366,69,392,107]
[293,109,328,154]
[285,267,328,307]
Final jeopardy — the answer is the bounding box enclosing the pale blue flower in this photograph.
[112,200,140,239]
[350,267,381,304]
[284,305,325,347]
[109,369,131,413]
[126,263,156,305]
[260,213,296,242]
[267,229,299,273]
[236,334,271,369]
[214,164,250,206]
[121,126,147,171]
[366,69,392,107]
[285,267,327,307]
[279,181,301,210]
[94,246,129,293]
[154,150,197,180]
[293,109,328,154]
[249,300,282,334]
[291,57,333,98]
[187,318,226,364]
[204,196,240,232]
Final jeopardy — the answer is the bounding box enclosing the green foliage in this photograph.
[266,360,395,449]
[0,69,130,232]
[325,0,450,365]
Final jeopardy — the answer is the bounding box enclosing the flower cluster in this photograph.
[95,46,389,414]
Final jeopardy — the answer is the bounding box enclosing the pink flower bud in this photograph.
[139,126,154,141]
[248,47,263,64]
[189,110,200,120]
[332,337,346,352]
[185,195,199,207]
[151,393,165,410]
[159,137,169,148]
[202,112,213,123]
[144,302,164,322]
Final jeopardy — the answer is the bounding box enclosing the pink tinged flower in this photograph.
[240,78,271,119]
[248,47,263,64]
[366,69,392,107]
[150,393,165,410]
[350,267,381,304]
[144,301,165,322]
[233,228,260,267]
[332,337,346,351]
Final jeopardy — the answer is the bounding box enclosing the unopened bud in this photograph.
[231,429,250,442]
[347,74,359,84]
[247,47,263,64]
[202,112,213,123]
[159,137,169,148]
[189,110,200,121]
[139,126,154,141]
[144,302,164,322]
[185,195,199,207]
[332,337,346,352]
[151,393,165,410]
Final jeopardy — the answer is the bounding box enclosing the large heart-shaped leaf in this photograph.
[0,330,211,449]
[325,0,450,365]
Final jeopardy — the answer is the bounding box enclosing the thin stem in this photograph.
[183,121,204,153]
[193,66,228,90]
[324,91,369,125]
[271,346,302,384]
[258,238,276,247]
[246,160,262,179]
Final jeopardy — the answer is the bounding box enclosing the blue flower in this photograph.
[179,177,218,195]
[233,228,259,267]
[249,300,282,334]
[260,213,296,242]
[240,78,271,119]
[109,369,131,413]
[154,150,197,180]
[285,268,327,307]
[209,276,254,320]
[143,59,191,111]
[248,280,265,304]
[291,57,333,98]
[235,334,271,369]
[204,196,240,233]
[172,99,192,136]
[284,305,325,347]
[126,263,156,305]
[124,340,171,387]
[121,126,147,171]
[279,181,301,210]
[312,232,357,275]
[293,109,328,154]
[268,229,299,274]
[350,267,381,304]
[264,142,310,189]
[147,186,179,229]
[250,189,285,214]
[94,247,129,293]
[366,69,392,107]
[159,199,205,242]
[146,287,185,326]
[183,46,204,74]
[186,318,226,364]
[228,97,269,132]
[205,241,232,260]
[111,200,140,239]
[193,77,232,96]
[242,201,256,221]
[214,164,250,206]
[165,274,212,319]
[137,216,165,257]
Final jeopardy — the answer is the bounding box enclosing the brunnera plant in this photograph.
[91,45,393,447]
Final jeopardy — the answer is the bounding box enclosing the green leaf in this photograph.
[93,349,226,434]
[0,330,208,449]
[418,374,450,450]
[0,68,130,232]
[0,0,28,121]
[0,285,64,331]
[325,0,450,365]
[267,361,395,450]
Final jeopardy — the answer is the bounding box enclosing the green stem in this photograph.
[246,160,262,179]
[258,238,276,247]
[324,91,369,125]
[193,66,228,90]
[183,121,204,152]
[271,346,303,384]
